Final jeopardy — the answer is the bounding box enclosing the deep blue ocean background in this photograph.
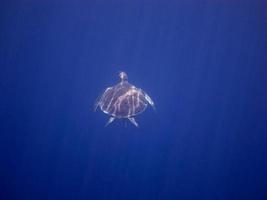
[1,1,267,199]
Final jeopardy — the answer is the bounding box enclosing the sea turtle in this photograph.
[94,71,155,127]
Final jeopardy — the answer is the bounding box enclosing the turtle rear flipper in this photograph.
[105,117,115,126]
[128,117,138,127]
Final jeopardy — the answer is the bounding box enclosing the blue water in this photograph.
[1,1,267,200]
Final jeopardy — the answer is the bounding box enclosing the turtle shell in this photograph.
[98,81,148,118]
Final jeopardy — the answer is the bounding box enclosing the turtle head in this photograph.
[119,71,128,82]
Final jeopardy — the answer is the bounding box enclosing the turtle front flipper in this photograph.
[106,117,115,126]
[128,117,138,127]
[143,91,155,111]
[94,87,112,111]
[94,92,103,111]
